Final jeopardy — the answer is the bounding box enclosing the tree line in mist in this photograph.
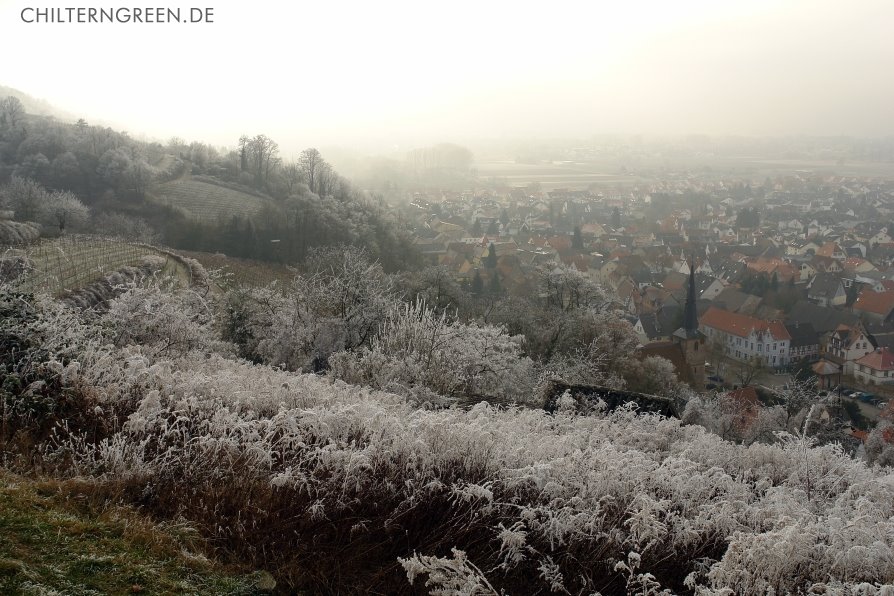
[0,96,420,270]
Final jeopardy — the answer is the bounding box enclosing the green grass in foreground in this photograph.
[0,471,261,595]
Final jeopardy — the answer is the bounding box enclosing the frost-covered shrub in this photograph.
[865,422,894,467]
[0,254,32,283]
[0,286,120,457]
[101,280,230,358]
[52,343,894,594]
[400,548,498,595]
[621,355,694,403]
[0,220,41,245]
[221,246,394,371]
[4,278,894,594]
[180,255,210,289]
[541,317,685,402]
[329,300,537,404]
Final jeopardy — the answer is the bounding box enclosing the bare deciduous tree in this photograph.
[0,96,26,135]
[299,148,323,194]
[732,355,764,387]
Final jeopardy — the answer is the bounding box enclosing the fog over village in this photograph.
[1,0,894,594]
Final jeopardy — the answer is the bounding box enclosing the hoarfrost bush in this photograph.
[0,254,32,282]
[400,548,499,595]
[4,279,894,594]
[330,300,537,404]
[55,347,894,593]
[221,246,393,371]
[101,280,230,358]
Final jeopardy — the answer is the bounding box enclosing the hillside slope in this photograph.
[153,178,273,224]
[0,84,77,121]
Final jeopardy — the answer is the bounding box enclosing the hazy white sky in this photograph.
[1,0,892,152]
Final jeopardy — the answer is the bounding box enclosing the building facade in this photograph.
[700,306,791,369]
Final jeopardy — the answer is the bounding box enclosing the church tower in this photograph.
[672,257,705,389]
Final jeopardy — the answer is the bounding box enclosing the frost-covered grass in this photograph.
[3,285,894,594]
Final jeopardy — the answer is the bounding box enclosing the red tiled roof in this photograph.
[851,429,868,442]
[816,242,841,258]
[547,236,572,251]
[744,258,797,280]
[558,252,589,272]
[608,248,631,260]
[727,386,760,407]
[855,347,894,371]
[812,360,841,375]
[700,306,791,340]
[853,288,894,316]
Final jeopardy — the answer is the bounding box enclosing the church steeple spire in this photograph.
[670,255,705,391]
[673,255,702,340]
[683,256,698,333]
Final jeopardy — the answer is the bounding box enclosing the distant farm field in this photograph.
[153,178,272,223]
[474,156,894,189]
[474,160,644,189]
[5,236,186,296]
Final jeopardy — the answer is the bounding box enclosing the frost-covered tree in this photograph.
[102,279,227,358]
[0,96,26,134]
[223,246,393,371]
[541,261,609,312]
[330,299,537,404]
[298,147,323,194]
[397,265,463,313]
[96,147,132,192]
[13,153,51,184]
[0,175,48,221]
[42,189,88,232]
[865,421,894,467]
[623,355,693,402]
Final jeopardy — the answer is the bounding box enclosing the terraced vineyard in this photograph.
[4,236,188,296]
[154,178,271,223]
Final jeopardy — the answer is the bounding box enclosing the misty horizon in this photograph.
[2,0,893,154]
